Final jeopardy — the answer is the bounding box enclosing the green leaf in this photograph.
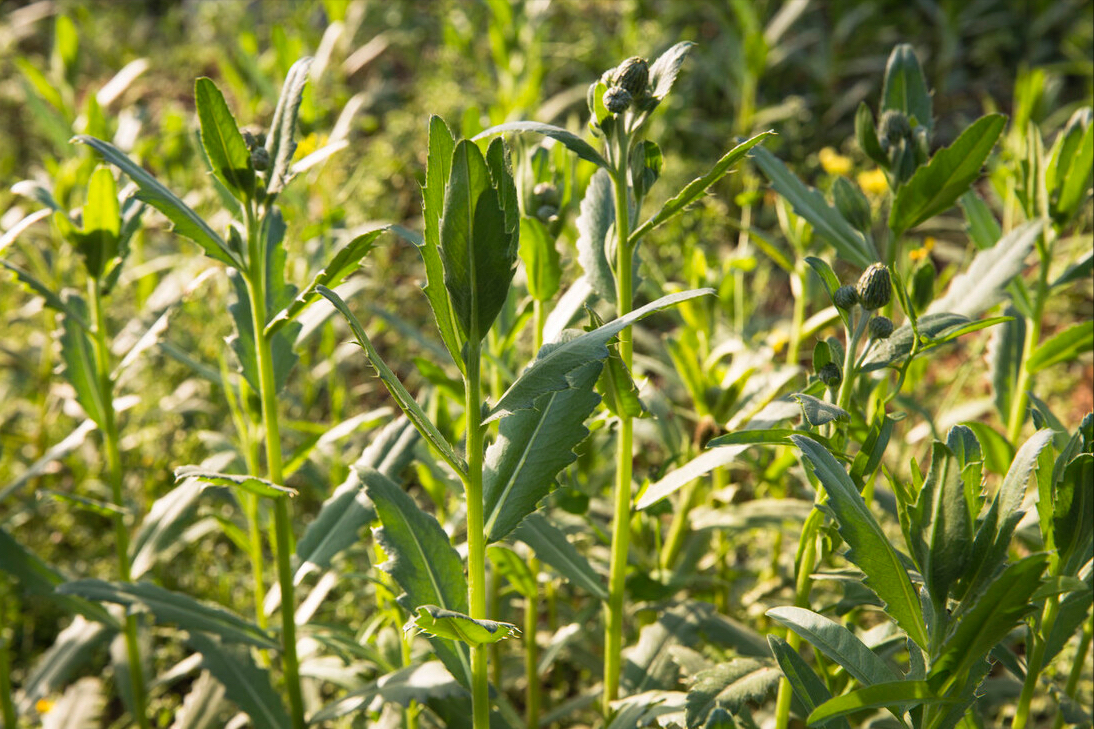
[76,167,121,278]
[959,191,1001,250]
[484,360,602,542]
[1052,249,1094,289]
[174,466,297,500]
[318,285,466,477]
[58,299,107,429]
[57,579,277,649]
[862,313,1011,372]
[310,662,465,722]
[266,227,385,336]
[473,121,609,169]
[767,635,851,729]
[889,114,1006,235]
[685,659,780,728]
[513,513,607,601]
[519,216,560,302]
[130,478,202,580]
[766,606,901,685]
[807,680,955,724]
[989,310,1026,424]
[630,131,773,244]
[751,147,876,268]
[855,103,887,168]
[40,489,127,518]
[487,545,537,598]
[15,616,112,716]
[648,41,695,101]
[194,77,253,201]
[72,136,240,266]
[908,442,971,604]
[929,554,1047,690]
[793,393,849,426]
[2,258,81,326]
[959,421,1014,476]
[881,44,933,133]
[576,168,617,304]
[410,605,520,646]
[1054,121,1094,223]
[623,602,707,694]
[1027,320,1094,374]
[1053,453,1094,568]
[264,57,312,195]
[440,139,518,341]
[790,437,929,647]
[186,634,290,729]
[487,288,712,422]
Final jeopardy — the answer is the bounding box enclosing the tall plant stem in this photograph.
[245,207,305,729]
[604,130,635,716]
[1052,615,1093,729]
[525,557,541,729]
[1013,594,1061,729]
[89,279,150,729]
[464,332,490,729]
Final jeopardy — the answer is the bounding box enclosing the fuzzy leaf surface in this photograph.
[881,44,933,131]
[909,441,971,604]
[768,635,851,729]
[767,606,901,685]
[264,57,312,194]
[685,659,780,728]
[194,77,253,201]
[793,393,849,426]
[410,605,520,646]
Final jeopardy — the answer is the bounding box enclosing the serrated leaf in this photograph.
[790,437,929,647]
[685,659,780,728]
[410,605,519,646]
[195,77,253,201]
[473,121,609,169]
[909,442,971,605]
[174,466,297,499]
[73,136,240,266]
[1053,453,1094,568]
[266,227,385,336]
[484,360,602,542]
[808,680,954,724]
[264,57,312,195]
[767,606,902,685]
[751,147,876,268]
[487,288,712,422]
[630,131,773,244]
[576,168,616,304]
[57,579,277,649]
[768,635,851,729]
[862,313,1011,372]
[1027,320,1094,374]
[513,513,607,601]
[793,393,849,426]
[623,602,708,694]
[881,44,933,132]
[648,41,695,100]
[186,633,290,729]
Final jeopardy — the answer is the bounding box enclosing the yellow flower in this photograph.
[293,132,325,162]
[909,236,936,262]
[36,698,54,714]
[818,147,853,176]
[857,168,889,197]
[770,331,789,355]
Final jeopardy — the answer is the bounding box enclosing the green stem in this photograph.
[604,129,635,717]
[1052,614,1093,729]
[660,476,699,572]
[525,557,541,729]
[1013,594,1061,729]
[1006,236,1052,443]
[836,310,870,413]
[245,206,305,729]
[774,501,822,729]
[89,279,150,729]
[465,330,490,729]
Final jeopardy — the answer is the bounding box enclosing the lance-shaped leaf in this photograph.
[409,605,520,646]
[648,41,695,101]
[57,579,277,649]
[266,227,385,336]
[318,284,466,477]
[685,659,781,728]
[440,138,518,342]
[169,670,226,729]
[513,513,608,601]
[187,634,290,729]
[793,393,849,427]
[1,259,87,326]
[862,313,1012,372]
[195,77,253,201]
[889,114,1007,235]
[474,121,609,168]
[624,603,708,694]
[908,441,972,605]
[751,147,876,268]
[484,360,602,542]
[174,466,297,500]
[63,167,121,279]
[790,436,928,647]
[58,295,107,429]
[72,136,240,266]
[487,288,712,422]
[630,131,773,244]
[130,477,202,579]
[264,57,312,195]
[576,169,616,304]
[808,681,954,724]
[881,44,933,132]
[768,635,851,729]
[310,662,465,722]
[767,607,901,686]
[1027,320,1094,374]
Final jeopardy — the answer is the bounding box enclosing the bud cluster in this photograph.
[600,56,650,117]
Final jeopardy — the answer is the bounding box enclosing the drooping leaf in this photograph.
[57,579,277,649]
[881,44,933,132]
[790,437,928,647]
[264,57,312,195]
[174,466,297,500]
[513,513,608,601]
[1026,320,1094,374]
[58,295,107,429]
[768,635,851,729]
[186,633,290,729]
[766,606,902,685]
[194,77,253,201]
[72,136,240,266]
[483,360,602,542]
[0,259,87,326]
[808,680,954,724]
[409,605,520,646]
[793,393,849,426]
[575,168,616,304]
[310,662,465,722]
[751,147,876,268]
[487,288,712,422]
[473,121,609,169]
[685,659,780,728]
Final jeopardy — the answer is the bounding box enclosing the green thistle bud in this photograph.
[857,263,892,310]
[818,362,842,387]
[604,86,632,114]
[250,146,270,172]
[868,315,894,340]
[612,56,650,99]
[878,110,911,149]
[833,285,859,310]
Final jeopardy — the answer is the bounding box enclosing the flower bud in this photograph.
[612,57,650,99]
[250,146,270,171]
[604,86,632,114]
[868,315,894,340]
[833,284,859,311]
[878,110,911,149]
[856,263,892,310]
[535,204,559,223]
[818,362,842,387]
[532,182,560,209]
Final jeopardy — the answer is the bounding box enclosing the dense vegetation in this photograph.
[1,2,1092,728]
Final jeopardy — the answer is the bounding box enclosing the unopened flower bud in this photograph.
[535,204,559,222]
[868,315,894,340]
[604,86,632,114]
[250,146,270,171]
[878,110,911,148]
[612,57,650,99]
[532,182,560,209]
[834,285,859,310]
[857,263,892,310]
[818,362,842,387]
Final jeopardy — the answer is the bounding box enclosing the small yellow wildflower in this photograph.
[293,132,326,162]
[818,147,853,176]
[909,236,936,262]
[857,168,889,197]
[36,698,54,714]
[770,331,789,355]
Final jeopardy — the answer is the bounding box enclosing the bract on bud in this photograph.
[818,362,842,387]
[604,86,632,114]
[613,57,650,99]
[878,110,911,149]
[833,284,859,310]
[868,315,894,340]
[857,263,892,310]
